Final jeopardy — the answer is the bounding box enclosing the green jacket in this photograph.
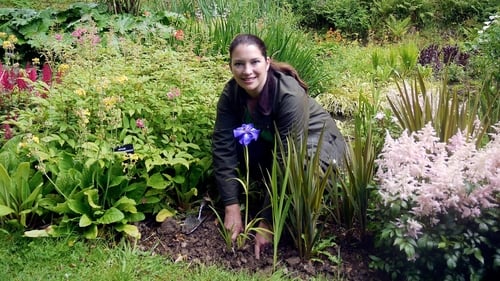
[212,70,346,206]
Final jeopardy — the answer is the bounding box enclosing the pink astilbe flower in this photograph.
[167,87,181,99]
[376,122,500,238]
[136,118,145,129]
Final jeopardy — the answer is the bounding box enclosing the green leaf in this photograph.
[113,197,137,213]
[24,229,50,238]
[147,173,168,189]
[127,212,145,223]
[0,205,15,216]
[79,214,93,227]
[115,224,141,239]
[156,208,174,222]
[474,248,484,264]
[109,176,128,187]
[171,175,185,184]
[446,255,457,269]
[97,207,124,224]
[67,199,89,215]
[83,189,100,209]
[84,224,98,239]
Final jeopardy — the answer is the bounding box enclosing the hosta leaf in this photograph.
[79,214,93,227]
[83,189,100,209]
[84,224,98,239]
[147,172,168,189]
[97,207,124,224]
[127,212,145,223]
[67,198,89,215]
[110,176,128,187]
[156,208,175,222]
[115,224,141,239]
[113,197,137,213]
[24,229,50,238]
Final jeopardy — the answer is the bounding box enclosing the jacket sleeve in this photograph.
[212,84,241,206]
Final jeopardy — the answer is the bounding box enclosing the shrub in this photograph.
[371,123,500,280]
[434,0,498,28]
[470,13,500,82]
[370,0,434,30]
[286,0,371,40]
[3,24,223,237]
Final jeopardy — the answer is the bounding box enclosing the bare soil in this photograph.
[136,208,389,281]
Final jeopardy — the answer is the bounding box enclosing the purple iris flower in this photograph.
[233,123,260,146]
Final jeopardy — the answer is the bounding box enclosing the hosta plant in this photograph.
[0,136,45,230]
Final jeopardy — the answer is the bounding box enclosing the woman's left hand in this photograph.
[254,221,272,260]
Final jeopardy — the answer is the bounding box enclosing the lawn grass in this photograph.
[0,232,295,281]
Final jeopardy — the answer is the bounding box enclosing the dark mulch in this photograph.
[136,208,390,281]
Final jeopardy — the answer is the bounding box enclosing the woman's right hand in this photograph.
[224,204,243,241]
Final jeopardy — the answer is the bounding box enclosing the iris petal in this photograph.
[233,123,260,146]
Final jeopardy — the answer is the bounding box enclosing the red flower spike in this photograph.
[42,63,52,85]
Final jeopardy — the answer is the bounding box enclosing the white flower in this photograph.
[374,111,385,121]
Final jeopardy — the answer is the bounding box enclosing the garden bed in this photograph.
[136,212,388,281]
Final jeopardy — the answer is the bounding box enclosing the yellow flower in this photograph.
[0,32,6,39]
[76,108,90,124]
[32,58,40,65]
[102,96,118,110]
[74,88,86,97]
[2,40,14,50]
[114,75,128,84]
[58,64,70,73]
[8,34,18,43]
[32,136,40,144]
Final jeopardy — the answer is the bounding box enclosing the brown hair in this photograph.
[229,34,308,91]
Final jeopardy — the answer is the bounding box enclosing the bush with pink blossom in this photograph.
[370,122,500,280]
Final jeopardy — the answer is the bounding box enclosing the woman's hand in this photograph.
[224,204,243,241]
[254,221,272,260]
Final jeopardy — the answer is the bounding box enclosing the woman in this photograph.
[212,34,346,259]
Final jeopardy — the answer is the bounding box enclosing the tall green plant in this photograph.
[342,98,376,237]
[385,15,411,41]
[285,130,333,259]
[264,136,292,270]
[326,95,378,239]
[388,69,490,145]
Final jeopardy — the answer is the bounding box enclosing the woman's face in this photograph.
[229,44,270,98]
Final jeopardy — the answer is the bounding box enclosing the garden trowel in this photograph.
[182,200,208,234]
